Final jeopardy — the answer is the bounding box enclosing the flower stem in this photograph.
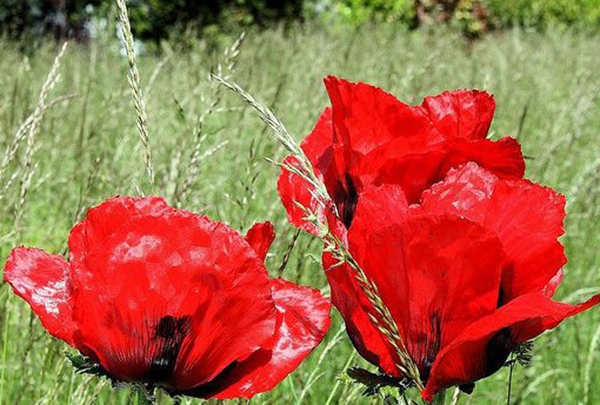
[132,386,156,405]
[432,390,447,405]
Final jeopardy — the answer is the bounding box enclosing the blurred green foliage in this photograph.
[307,0,416,26]
[485,0,600,29]
[0,0,599,42]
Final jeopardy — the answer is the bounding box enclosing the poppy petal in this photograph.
[277,156,322,235]
[423,293,600,401]
[196,278,331,399]
[349,185,505,375]
[322,185,410,375]
[324,255,400,376]
[541,269,563,297]
[418,90,496,140]
[68,200,277,387]
[442,137,525,180]
[68,196,171,269]
[324,76,433,155]
[302,107,335,165]
[362,136,523,204]
[277,109,336,235]
[420,162,565,300]
[244,222,276,262]
[3,247,76,345]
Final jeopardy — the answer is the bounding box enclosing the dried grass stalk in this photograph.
[116,0,154,186]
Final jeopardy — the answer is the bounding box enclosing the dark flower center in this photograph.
[484,327,512,376]
[483,287,514,377]
[333,173,359,228]
[419,312,443,384]
[147,315,192,383]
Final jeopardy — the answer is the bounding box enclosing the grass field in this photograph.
[0,24,599,404]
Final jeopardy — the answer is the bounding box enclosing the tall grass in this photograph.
[0,25,599,404]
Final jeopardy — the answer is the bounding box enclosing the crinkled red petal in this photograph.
[3,247,76,345]
[418,89,496,140]
[68,196,171,269]
[324,76,435,154]
[277,156,322,235]
[195,278,331,399]
[420,162,565,301]
[324,253,400,376]
[244,221,276,262]
[422,293,600,401]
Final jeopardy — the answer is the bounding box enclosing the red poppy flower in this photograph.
[325,163,598,401]
[278,76,525,234]
[3,196,331,400]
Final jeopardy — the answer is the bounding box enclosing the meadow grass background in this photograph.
[0,25,599,404]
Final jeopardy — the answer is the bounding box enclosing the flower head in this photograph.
[326,163,598,401]
[278,76,525,233]
[4,196,331,400]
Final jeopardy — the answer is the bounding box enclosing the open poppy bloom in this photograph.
[3,196,331,400]
[278,76,525,234]
[325,163,598,401]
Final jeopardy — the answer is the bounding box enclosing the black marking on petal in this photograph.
[333,173,359,228]
[147,315,192,383]
[420,312,442,384]
[497,286,506,307]
[485,327,512,376]
[167,361,239,399]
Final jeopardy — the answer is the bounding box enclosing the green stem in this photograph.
[506,354,515,405]
[432,390,447,405]
[132,386,155,405]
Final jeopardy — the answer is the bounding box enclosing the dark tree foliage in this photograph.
[0,0,104,41]
[127,0,303,42]
[0,0,305,42]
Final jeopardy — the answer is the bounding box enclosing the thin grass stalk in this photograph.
[277,228,301,276]
[583,321,600,404]
[172,33,245,204]
[145,55,171,98]
[450,387,460,405]
[0,93,77,191]
[215,76,423,390]
[296,326,346,404]
[115,0,155,187]
[14,42,68,235]
[519,369,566,401]
[0,84,74,199]
[0,296,11,405]
[323,351,357,405]
[212,76,331,209]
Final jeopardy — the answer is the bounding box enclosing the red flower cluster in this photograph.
[4,197,331,399]
[278,77,599,401]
